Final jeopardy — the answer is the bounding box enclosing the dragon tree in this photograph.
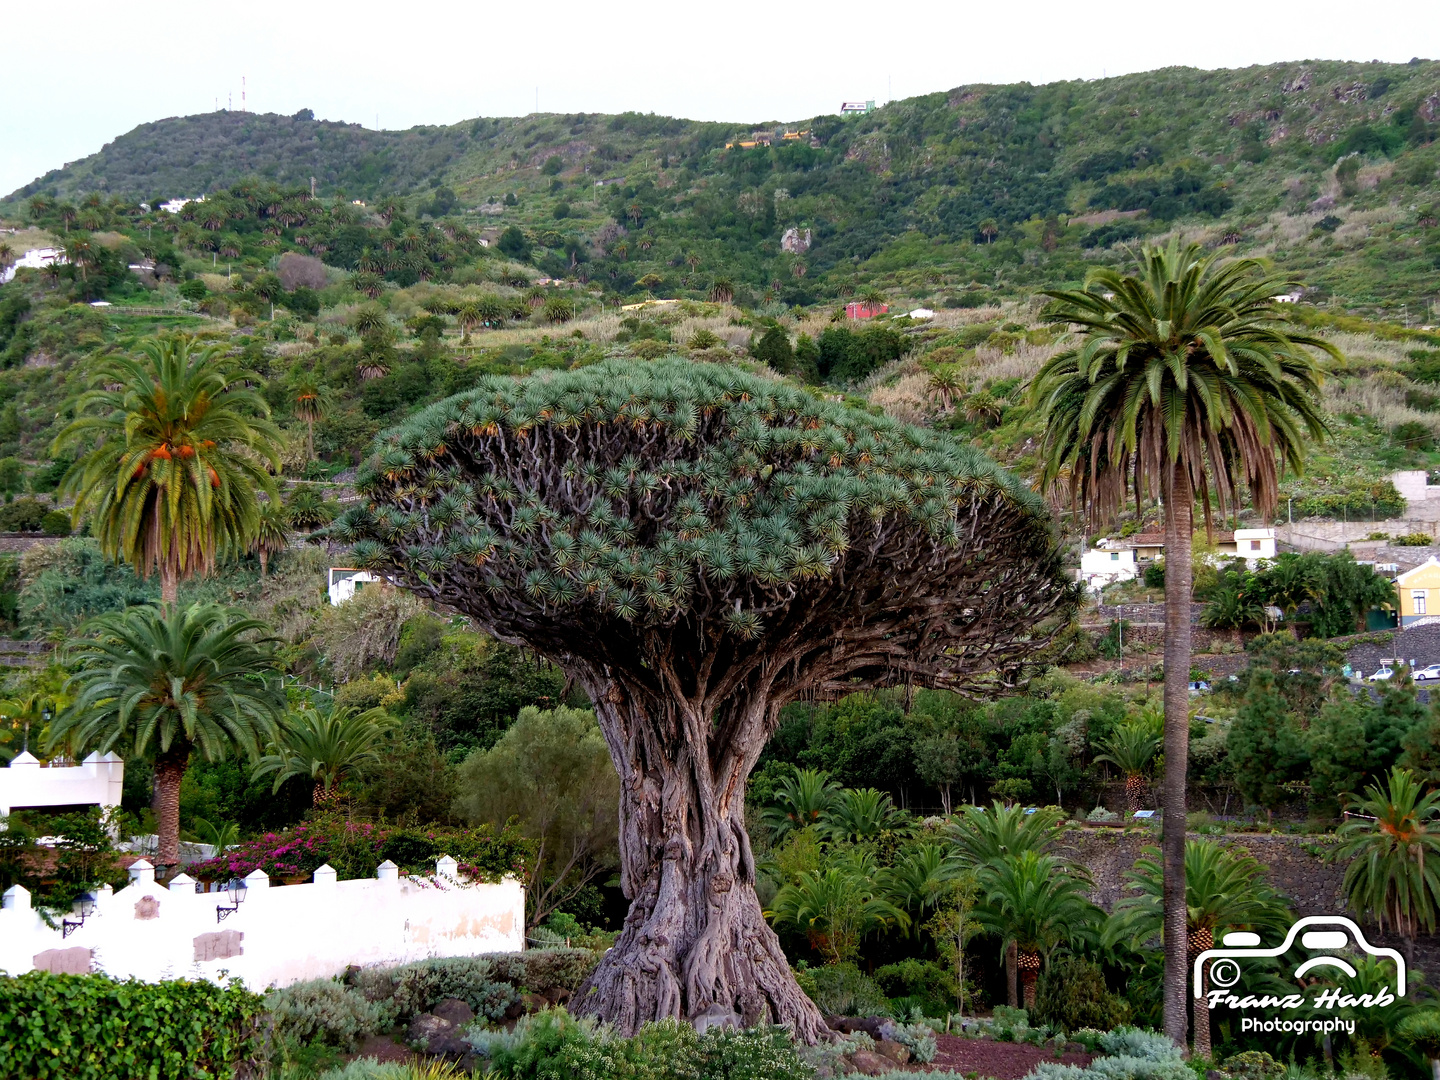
[337,359,1074,1039]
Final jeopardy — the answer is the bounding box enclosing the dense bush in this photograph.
[0,971,264,1079]
[1034,956,1131,1032]
[265,978,391,1048]
[363,956,518,1021]
[800,962,890,1017]
[469,1010,814,1080]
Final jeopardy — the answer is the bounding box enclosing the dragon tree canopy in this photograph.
[335,358,1075,1038]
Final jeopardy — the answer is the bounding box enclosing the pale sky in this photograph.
[2,0,1436,198]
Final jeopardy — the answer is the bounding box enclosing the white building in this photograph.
[1078,546,1138,592]
[1,751,124,818]
[1217,527,1277,565]
[158,196,204,214]
[1,247,66,284]
[328,567,381,606]
[1391,470,1440,507]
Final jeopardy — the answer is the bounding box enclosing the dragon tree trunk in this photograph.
[571,677,827,1040]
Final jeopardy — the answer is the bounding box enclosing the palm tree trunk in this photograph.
[1006,940,1018,1008]
[1018,950,1040,1010]
[160,564,179,612]
[153,742,190,871]
[1162,467,1194,1047]
[306,419,315,461]
[1191,926,1214,1059]
[259,549,269,578]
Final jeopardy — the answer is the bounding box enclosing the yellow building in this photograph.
[1396,556,1440,626]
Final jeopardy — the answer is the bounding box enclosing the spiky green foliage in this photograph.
[762,767,841,842]
[339,358,1073,697]
[1031,239,1335,525]
[53,335,282,603]
[1337,766,1440,941]
[945,801,1065,867]
[48,603,285,865]
[252,704,399,796]
[975,850,1102,960]
[1108,839,1295,949]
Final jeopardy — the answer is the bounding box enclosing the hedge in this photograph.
[0,971,264,1079]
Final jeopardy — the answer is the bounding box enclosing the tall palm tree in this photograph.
[927,367,965,412]
[48,604,285,869]
[54,336,283,608]
[250,500,290,577]
[252,704,397,804]
[1338,767,1440,962]
[455,301,482,343]
[763,767,841,842]
[1029,239,1336,1044]
[1095,717,1163,813]
[976,851,1101,1009]
[292,377,325,461]
[1109,839,1294,1057]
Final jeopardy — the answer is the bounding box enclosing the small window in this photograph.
[1414,590,1428,616]
[1111,552,1119,561]
[1250,540,1262,551]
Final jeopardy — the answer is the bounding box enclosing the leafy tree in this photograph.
[340,358,1072,1038]
[1337,767,1440,960]
[976,851,1101,1010]
[49,604,285,869]
[751,324,795,373]
[925,873,981,1013]
[1310,693,1375,815]
[498,227,531,261]
[251,704,398,803]
[1030,240,1333,1045]
[1228,669,1307,819]
[454,705,620,926]
[55,336,283,607]
[1110,839,1294,1056]
[915,731,966,814]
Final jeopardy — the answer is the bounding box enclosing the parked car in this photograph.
[1415,664,1440,683]
[1369,666,1396,682]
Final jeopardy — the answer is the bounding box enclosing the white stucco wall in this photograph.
[0,858,524,989]
[0,752,124,817]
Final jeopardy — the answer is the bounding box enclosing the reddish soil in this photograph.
[929,1034,1093,1080]
[347,1035,414,1065]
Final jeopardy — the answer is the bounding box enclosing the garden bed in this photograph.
[928,1034,1093,1080]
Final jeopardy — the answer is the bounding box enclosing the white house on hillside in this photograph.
[328,568,381,606]
[1,248,65,284]
[1078,547,1138,592]
[1216,527,1277,565]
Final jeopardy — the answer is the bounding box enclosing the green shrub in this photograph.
[1394,532,1434,546]
[1085,1056,1192,1080]
[1219,1052,1285,1080]
[40,509,71,536]
[0,971,263,1079]
[265,978,390,1049]
[873,959,953,1014]
[1034,956,1131,1032]
[382,956,518,1020]
[1399,1011,1440,1061]
[886,1021,938,1064]
[805,962,890,1017]
[1096,1027,1182,1062]
[1029,1066,1089,1080]
[1142,562,1165,588]
[471,1010,812,1080]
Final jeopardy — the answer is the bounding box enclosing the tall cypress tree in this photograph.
[1228,668,1308,820]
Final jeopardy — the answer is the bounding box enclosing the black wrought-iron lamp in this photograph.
[216,878,247,922]
[62,891,97,938]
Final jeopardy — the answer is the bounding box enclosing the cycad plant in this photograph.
[48,604,284,869]
[976,851,1101,1009]
[1030,240,1334,1043]
[766,863,909,964]
[884,842,963,936]
[1110,839,1294,1056]
[55,336,282,607]
[762,767,841,842]
[821,787,912,844]
[252,704,398,804]
[1095,717,1163,813]
[1338,767,1440,960]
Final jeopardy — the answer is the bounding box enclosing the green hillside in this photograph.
[8,58,1440,314]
